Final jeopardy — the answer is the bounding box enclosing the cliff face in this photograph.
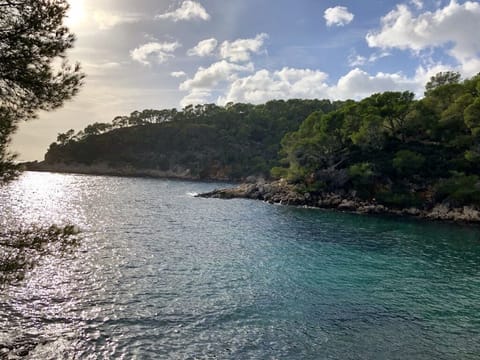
[198,180,480,224]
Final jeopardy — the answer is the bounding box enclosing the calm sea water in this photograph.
[1,172,480,359]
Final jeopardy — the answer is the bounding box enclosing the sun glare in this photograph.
[65,0,86,27]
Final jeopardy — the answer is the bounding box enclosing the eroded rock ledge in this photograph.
[197,180,480,224]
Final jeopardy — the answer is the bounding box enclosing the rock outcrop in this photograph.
[198,180,480,224]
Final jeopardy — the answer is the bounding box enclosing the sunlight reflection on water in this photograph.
[1,172,480,359]
[0,172,89,228]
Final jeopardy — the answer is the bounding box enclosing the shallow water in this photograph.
[1,172,479,359]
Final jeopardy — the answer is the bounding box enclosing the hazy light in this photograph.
[65,0,87,27]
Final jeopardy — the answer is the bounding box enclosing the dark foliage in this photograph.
[276,72,480,207]
[0,224,80,286]
[0,0,84,184]
[44,72,480,208]
[46,100,342,180]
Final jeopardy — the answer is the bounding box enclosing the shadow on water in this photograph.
[0,225,81,358]
[0,225,81,287]
[272,205,480,272]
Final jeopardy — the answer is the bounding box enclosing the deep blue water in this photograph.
[1,172,480,359]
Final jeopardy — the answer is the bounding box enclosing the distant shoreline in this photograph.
[21,162,480,224]
[21,161,239,183]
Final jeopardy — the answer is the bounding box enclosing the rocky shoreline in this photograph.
[20,164,480,224]
[197,180,480,224]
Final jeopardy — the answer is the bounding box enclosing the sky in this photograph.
[11,0,480,160]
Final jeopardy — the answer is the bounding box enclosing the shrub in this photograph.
[348,162,376,198]
[376,190,423,208]
[435,172,480,206]
[270,166,289,179]
[392,150,425,176]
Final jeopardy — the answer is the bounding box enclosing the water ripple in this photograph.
[1,172,480,359]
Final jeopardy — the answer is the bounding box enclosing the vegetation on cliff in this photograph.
[41,71,480,209]
[43,99,341,179]
[272,72,480,208]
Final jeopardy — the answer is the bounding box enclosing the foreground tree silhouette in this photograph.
[0,0,84,183]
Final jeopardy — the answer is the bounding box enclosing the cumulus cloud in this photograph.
[187,38,218,57]
[180,60,254,91]
[324,6,354,27]
[179,60,255,106]
[171,71,187,78]
[219,33,269,63]
[179,34,271,105]
[180,89,212,107]
[216,65,453,105]
[178,61,465,106]
[219,68,330,104]
[93,11,140,30]
[461,57,480,76]
[366,0,480,75]
[330,68,417,99]
[176,0,480,108]
[130,41,181,66]
[156,1,210,22]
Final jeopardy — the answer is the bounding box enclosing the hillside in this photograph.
[33,100,340,180]
[31,71,480,211]
[269,72,480,209]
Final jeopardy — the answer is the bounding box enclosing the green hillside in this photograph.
[273,72,480,208]
[43,99,340,180]
[39,71,480,208]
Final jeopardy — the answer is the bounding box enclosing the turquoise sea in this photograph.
[1,172,479,359]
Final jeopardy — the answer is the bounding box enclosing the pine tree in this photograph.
[0,0,84,183]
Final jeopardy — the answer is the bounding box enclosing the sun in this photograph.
[65,0,86,27]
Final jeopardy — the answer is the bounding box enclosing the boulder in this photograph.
[338,199,357,210]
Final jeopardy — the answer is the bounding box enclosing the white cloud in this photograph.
[461,57,480,77]
[410,0,424,10]
[93,11,140,30]
[180,33,270,105]
[174,1,479,108]
[156,1,210,22]
[348,55,367,67]
[180,89,212,107]
[216,65,456,105]
[220,33,269,63]
[348,51,391,67]
[187,38,218,57]
[324,6,354,27]
[130,41,181,66]
[180,60,254,91]
[171,71,187,78]
[366,1,480,74]
[179,60,255,106]
[413,63,457,88]
[330,68,417,99]
[219,68,330,104]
